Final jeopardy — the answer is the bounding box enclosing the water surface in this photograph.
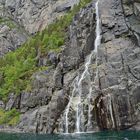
[0,131,140,140]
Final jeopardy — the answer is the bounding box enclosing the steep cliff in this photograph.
[0,0,140,134]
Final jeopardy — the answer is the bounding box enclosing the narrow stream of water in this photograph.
[63,0,101,133]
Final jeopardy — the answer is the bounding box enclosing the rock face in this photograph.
[0,2,27,56]
[17,2,97,133]
[0,24,27,56]
[1,0,79,34]
[0,0,79,56]
[96,0,140,131]
[0,0,140,134]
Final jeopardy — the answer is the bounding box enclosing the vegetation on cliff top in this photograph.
[0,0,92,102]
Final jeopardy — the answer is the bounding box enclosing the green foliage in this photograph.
[0,0,92,101]
[0,17,16,29]
[0,42,37,100]
[0,109,20,126]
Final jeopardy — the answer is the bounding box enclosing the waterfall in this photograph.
[76,0,101,133]
[76,53,93,132]
[64,76,79,134]
[108,94,115,128]
[87,1,101,130]
[94,1,101,54]
[63,0,101,133]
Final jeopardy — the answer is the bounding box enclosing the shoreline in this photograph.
[0,127,23,134]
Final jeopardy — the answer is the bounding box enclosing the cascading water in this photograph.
[107,94,115,128]
[63,0,101,133]
[94,1,101,54]
[87,0,101,131]
[64,76,79,134]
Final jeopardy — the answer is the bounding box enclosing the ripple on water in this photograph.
[0,131,140,140]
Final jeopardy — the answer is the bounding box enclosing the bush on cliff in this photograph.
[0,0,92,102]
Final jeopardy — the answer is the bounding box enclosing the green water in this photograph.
[0,131,140,140]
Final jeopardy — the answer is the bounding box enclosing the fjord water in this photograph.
[0,131,140,140]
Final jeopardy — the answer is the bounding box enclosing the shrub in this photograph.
[0,109,20,126]
[0,0,92,101]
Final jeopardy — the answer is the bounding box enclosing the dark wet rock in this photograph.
[47,51,58,66]
[6,93,18,111]
[0,100,5,109]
